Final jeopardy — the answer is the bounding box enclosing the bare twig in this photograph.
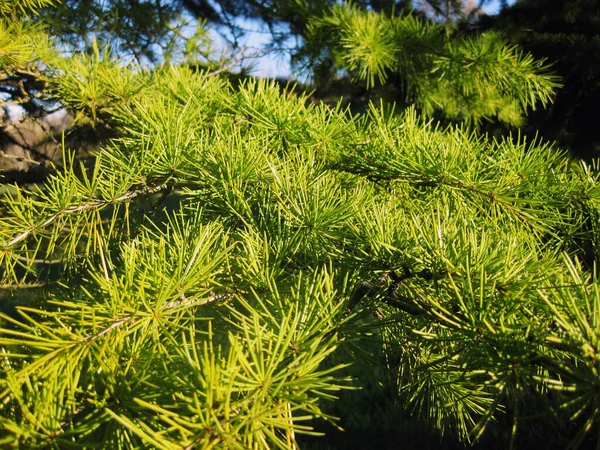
[83,315,135,342]
[14,69,42,79]
[0,122,61,167]
[16,255,63,264]
[165,291,232,310]
[0,150,48,166]
[0,90,47,106]
[206,46,247,77]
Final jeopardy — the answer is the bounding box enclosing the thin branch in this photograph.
[0,150,49,167]
[83,315,134,342]
[338,155,543,231]
[16,255,63,264]
[0,90,48,106]
[2,182,170,249]
[0,122,62,166]
[14,68,42,79]
[206,46,247,77]
[0,281,48,289]
[82,291,233,343]
[165,291,232,310]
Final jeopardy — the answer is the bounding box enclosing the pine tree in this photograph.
[3,2,600,449]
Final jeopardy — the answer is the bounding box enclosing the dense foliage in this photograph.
[303,3,558,126]
[3,1,600,449]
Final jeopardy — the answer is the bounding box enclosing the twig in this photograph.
[83,315,134,342]
[165,291,232,310]
[82,291,233,343]
[0,281,48,289]
[2,182,170,249]
[341,155,542,231]
[14,69,42,79]
[0,90,47,106]
[0,150,49,167]
[0,123,60,167]
[206,46,247,77]
[16,255,63,264]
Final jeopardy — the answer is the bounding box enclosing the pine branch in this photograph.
[2,182,170,249]
[82,291,232,343]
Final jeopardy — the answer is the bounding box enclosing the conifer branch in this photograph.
[2,4,599,446]
[0,281,47,289]
[2,182,170,249]
[82,291,233,343]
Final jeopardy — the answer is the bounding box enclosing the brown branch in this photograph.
[14,69,42,79]
[0,121,62,167]
[0,90,47,106]
[0,150,49,167]
[0,70,48,106]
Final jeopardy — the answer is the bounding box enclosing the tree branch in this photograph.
[2,182,170,249]
[206,46,247,77]
[82,291,233,343]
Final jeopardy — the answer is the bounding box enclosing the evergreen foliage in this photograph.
[303,3,559,126]
[0,0,55,80]
[3,2,600,449]
[0,0,56,19]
